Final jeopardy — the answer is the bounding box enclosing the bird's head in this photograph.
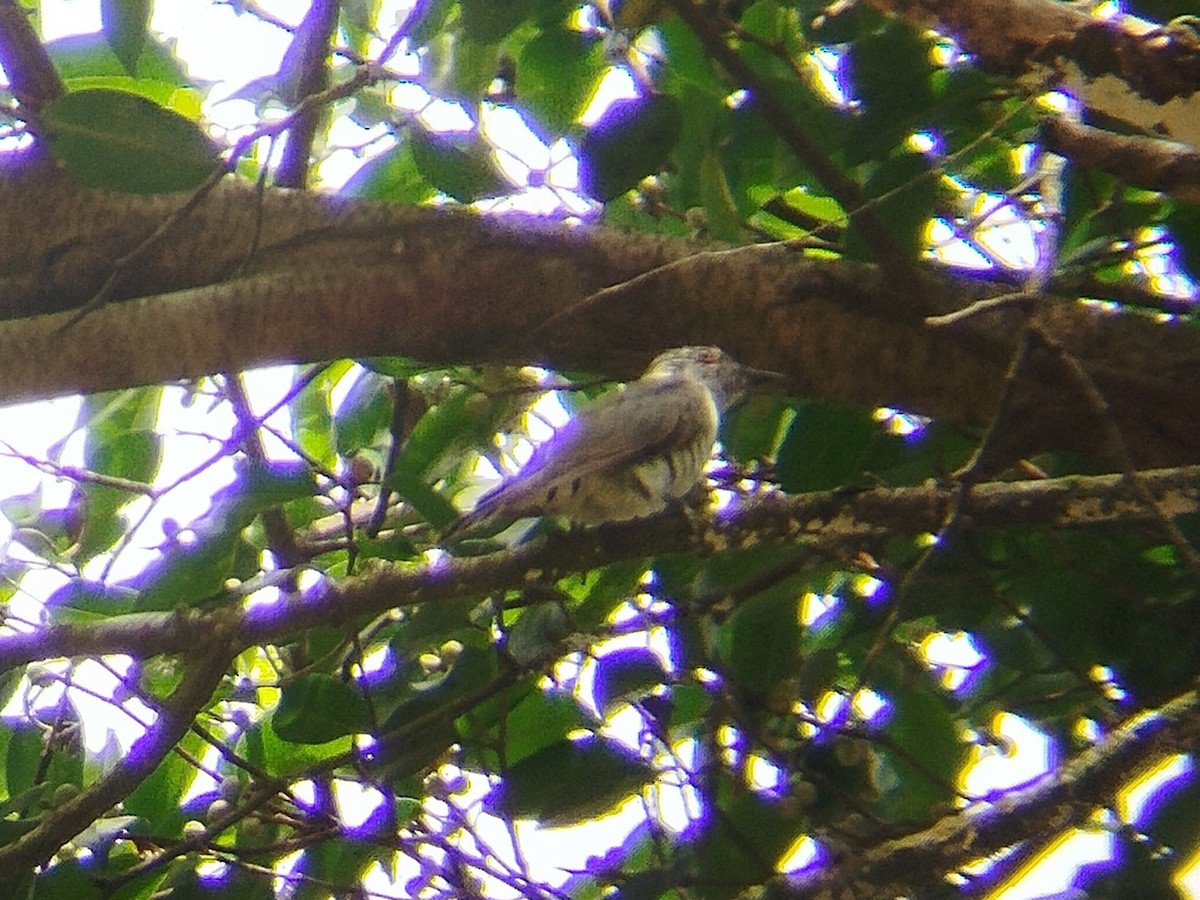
[643,346,789,411]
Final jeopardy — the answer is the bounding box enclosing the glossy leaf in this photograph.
[459,0,538,42]
[578,94,684,201]
[333,369,392,455]
[717,580,803,696]
[130,461,315,611]
[517,26,599,133]
[506,602,572,667]
[409,127,509,202]
[47,32,189,85]
[341,142,436,203]
[775,400,877,492]
[42,88,219,193]
[273,674,373,744]
[501,691,586,766]
[592,647,668,717]
[846,21,934,163]
[846,151,938,263]
[492,737,651,825]
[875,687,965,821]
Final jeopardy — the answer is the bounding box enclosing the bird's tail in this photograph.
[440,492,510,542]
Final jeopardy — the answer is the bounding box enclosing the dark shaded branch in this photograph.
[274,0,339,188]
[0,643,237,879]
[793,684,1200,896]
[1042,115,1200,203]
[865,0,1200,106]
[4,465,1200,675]
[0,0,64,115]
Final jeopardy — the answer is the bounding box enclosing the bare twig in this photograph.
[0,0,64,115]
[0,643,237,879]
[274,0,340,188]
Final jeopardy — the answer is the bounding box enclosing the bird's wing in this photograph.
[447,378,716,532]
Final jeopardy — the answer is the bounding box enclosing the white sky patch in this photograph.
[921,631,986,692]
[984,825,1114,900]
[1118,752,1194,825]
[960,712,1054,798]
[1,4,1187,897]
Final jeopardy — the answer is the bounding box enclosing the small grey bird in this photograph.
[444,346,787,538]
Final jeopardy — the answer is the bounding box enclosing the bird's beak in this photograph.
[745,364,791,395]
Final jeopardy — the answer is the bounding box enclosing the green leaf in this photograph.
[717,580,803,696]
[691,787,800,888]
[459,0,537,42]
[846,152,938,263]
[290,366,339,469]
[956,136,1018,193]
[493,738,651,825]
[340,0,380,56]
[380,644,499,733]
[846,21,933,163]
[517,26,599,133]
[567,559,648,630]
[73,388,162,558]
[30,859,101,899]
[1167,201,1200,283]
[408,0,455,47]
[578,94,684,201]
[592,647,668,717]
[292,836,386,900]
[409,127,509,202]
[47,33,189,85]
[333,370,392,455]
[341,143,436,203]
[501,691,586,766]
[246,718,354,777]
[698,149,744,241]
[3,724,43,800]
[131,461,315,611]
[775,401,877,492]
[273,674,373,744]
[123,732,204,837]
[721,394,790,462]
[101,0,151,76]
[506,602,572,667]
[42,89,219,193]
[426,30,503,102]
[874,687,965,821]
[386,387,499,526]
[44,579,137,620]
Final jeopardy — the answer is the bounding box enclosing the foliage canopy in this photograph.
[2,0,1200,898]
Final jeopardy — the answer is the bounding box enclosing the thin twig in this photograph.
[925,291,1038,327]
[56,65,378,332]
[1028,326,1200,580]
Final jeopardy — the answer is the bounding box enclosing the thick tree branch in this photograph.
[0,643,237,879]
[1042,115,1200,202]
[3,163,1200,464]
[865,0,1200,106]
[4,465,1200,676]
[794,684,1200,896]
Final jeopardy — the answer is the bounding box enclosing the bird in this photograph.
[443,346,787,539]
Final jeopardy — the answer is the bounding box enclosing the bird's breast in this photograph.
[542,422,716,524]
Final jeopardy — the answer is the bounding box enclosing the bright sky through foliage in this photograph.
[2,1,1199,896]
